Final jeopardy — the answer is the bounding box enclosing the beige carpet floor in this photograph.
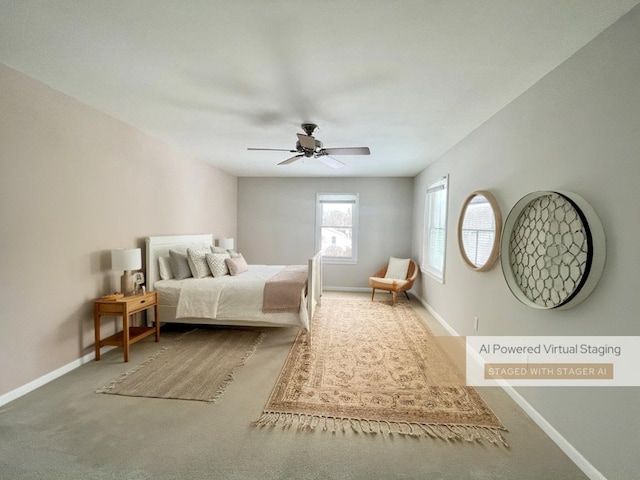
[0,292,589,480]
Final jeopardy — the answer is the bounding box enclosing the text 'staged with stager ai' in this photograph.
[465,336,640,387]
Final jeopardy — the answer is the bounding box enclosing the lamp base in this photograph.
[121,271,135,296]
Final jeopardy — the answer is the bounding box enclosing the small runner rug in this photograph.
[254,299,507,445]
[97,328,264,402]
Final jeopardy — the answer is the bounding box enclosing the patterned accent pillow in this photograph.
[169,249,192,280]
[206,252,231,277]
[226,254,248,276]
[187,248,212,278]
[385,256,410,280]
[210,246,228,254]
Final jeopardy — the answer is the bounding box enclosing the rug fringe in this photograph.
[253,412,508,447]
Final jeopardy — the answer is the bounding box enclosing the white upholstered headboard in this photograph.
[145,234,213,290]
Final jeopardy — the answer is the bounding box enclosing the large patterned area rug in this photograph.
[98,328,264,402]
[255,299,507,445]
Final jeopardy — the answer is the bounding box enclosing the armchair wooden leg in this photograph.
[371,288,376,301]
[404,291,410,300]
[392,291,397,306]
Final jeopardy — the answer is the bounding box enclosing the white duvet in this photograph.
[154,265,309,329]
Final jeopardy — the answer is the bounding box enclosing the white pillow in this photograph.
[187,248,212,279]
[205,252,231,277]
[385,257,410,280]
[158,256,173,280]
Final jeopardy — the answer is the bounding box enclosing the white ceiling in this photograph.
[2,1,638,177]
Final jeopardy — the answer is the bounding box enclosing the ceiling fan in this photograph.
[247,123,370,168]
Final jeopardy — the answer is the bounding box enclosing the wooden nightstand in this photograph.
[94,291,159,362]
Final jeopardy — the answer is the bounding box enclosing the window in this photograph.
[421,175,449,283]
[316,193,359,264]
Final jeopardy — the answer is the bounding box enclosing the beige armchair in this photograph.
[369,259,418,306]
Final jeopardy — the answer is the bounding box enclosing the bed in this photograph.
[145,234,322,333]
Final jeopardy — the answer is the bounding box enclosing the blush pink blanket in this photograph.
[262,265,308,313]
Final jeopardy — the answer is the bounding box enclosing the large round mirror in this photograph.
[457,190,503,272]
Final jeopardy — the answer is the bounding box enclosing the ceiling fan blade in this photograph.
[296,133,317,150]
[321,147,370,156]
[278,154,304,165]
[319,155,346,169]
[248,148,297,152]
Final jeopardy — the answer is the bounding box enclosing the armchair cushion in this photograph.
[369,277,411,290]
[385,256,410,280]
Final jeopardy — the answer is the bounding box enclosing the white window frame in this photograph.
[315,193,359,264]
[421,175,449,283]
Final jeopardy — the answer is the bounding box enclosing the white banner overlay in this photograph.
[466,336,640,386]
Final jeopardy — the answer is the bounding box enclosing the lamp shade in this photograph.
[218,238,234,250]
[111,248,141,271]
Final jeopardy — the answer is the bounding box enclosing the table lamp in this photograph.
[111,248,142,295]
[219,238,235,250]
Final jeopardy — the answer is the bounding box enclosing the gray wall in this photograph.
[412,8,640,480]
[0,65,237,397]
[238,177,413,289]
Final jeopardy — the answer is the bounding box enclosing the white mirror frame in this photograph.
[457,190,503,272]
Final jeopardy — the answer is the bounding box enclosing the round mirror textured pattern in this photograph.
[501,191,606,310]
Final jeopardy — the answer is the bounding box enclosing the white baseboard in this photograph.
[415,294,606,480]
[0,347,114,408]
[324,286,371,292]
[497,383,607,480]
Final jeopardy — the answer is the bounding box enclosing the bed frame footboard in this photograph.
[307,251,323,328]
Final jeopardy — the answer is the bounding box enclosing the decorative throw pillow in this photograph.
[205,252,231,277]
[225,254,248,276]
[158,256,173,280]
[227,249,240,258]
[187,248,212,278]
[385,256,410,280]
[169,249,192,280]
[211,246,228,254]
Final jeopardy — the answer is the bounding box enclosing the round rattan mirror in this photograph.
[457,191,503,272]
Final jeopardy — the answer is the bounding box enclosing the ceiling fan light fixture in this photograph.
[297,133,317,151]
